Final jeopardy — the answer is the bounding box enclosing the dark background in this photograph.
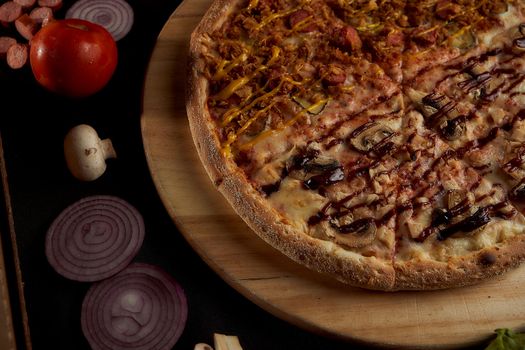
[0,0,498,349]
[0,0,376,349]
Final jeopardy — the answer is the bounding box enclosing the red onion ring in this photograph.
[45,195,144,282]
[65,0,133,41]
[81,263,188,350]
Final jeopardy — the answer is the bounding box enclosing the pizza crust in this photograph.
[394,235,525,290]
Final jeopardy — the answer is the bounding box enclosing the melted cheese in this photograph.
[397,217,525,262]
[268,178,327,231]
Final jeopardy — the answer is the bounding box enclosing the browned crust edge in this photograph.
[186,0,525,291]
[394,235,525,290]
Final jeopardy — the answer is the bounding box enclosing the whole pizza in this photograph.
[187,0,525,290]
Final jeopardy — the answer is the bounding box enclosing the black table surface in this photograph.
[0,1,380,349]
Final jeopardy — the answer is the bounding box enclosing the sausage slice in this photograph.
[37,0,62,11]
[0,36,16,59]
[0,1,23,23]
[6,43,27,69]
[15,14,38,40]
[30,6,53,25]
[14,0,37,9]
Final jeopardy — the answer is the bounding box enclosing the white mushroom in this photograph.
[64,124,117,181]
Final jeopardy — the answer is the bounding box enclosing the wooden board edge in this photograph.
[0,131,32,350]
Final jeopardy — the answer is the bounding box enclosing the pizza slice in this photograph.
[379,111,525,289]
[188,0,408,289]
[393,153,525,289]
[206,96,409,290]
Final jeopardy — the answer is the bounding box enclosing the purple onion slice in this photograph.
[45,195,144,282]
[66,0,134,41]
[81,263,188,350]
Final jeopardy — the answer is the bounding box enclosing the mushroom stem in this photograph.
[101,138,117,159]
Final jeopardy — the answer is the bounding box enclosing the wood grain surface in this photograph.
[0,133,19,350]
[140,0,525,348]
[0,238,15,350]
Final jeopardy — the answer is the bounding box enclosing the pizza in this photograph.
[186,0,525,290]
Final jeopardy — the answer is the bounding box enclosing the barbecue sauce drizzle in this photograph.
[260,32,525,241]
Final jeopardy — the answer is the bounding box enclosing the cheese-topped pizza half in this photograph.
[187,0,525,290]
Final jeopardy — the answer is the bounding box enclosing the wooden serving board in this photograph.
[141,1,525,347]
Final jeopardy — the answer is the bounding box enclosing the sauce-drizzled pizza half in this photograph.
[187,0,525,290]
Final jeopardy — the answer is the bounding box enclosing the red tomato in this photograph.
[30,19,118,98]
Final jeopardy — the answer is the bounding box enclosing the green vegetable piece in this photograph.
[485,328,525,350]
